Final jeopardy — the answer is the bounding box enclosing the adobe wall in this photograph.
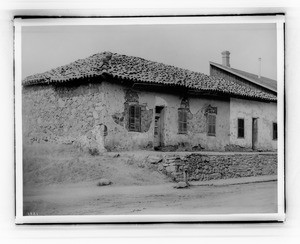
[229,98,277,151]
[22,81,156,151]
[98,82,155,151]
[101,82,230,151]
[161,95,230,151]
[22,81,231,151]
[22,83,105,145]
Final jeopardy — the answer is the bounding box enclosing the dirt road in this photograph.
[23,181,277,216]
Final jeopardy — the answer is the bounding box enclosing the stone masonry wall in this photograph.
[22,83,105,145]
[22,82,156,152]
[148,153,277,182]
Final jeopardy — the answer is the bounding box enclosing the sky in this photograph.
[22,23,277,80]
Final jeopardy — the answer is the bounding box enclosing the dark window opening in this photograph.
[273,122,277,140]
[207,114,216,136]
[128,105,141,132]
[238,118,245,138]
[178,108,188,134]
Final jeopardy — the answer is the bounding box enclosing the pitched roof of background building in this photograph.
[22,51,277,102]
[209,61,277,92]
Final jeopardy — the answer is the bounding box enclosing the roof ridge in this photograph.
[210,61,275,80]
[112,52,210,77]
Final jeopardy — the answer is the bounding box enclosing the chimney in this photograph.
[258,57,262,78]
[221,51,230,67]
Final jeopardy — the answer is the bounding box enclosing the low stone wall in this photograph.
[147,153,277,182]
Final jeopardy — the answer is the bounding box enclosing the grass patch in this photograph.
[23,143,170,187]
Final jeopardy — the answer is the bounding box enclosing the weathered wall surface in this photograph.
[22,81,232,151]
[148,153,277,182]
[161,96,230,150]
[229,98,277,151]
[22,81,156,151]
[101,82,231,151]
[99,82,156,151]
[22,83,105,146]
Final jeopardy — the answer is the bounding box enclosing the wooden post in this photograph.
[183,165,189,185]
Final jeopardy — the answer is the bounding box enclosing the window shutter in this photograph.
[135,106,141,132]
[211,115,215,134]
[129,106,135,131]
[128,105,141,132]
[178,108,187,134]
[208,114,216,136]
[178,109,182,133]
[183,111,187,132]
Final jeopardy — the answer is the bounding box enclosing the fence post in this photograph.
[183,164,189,185]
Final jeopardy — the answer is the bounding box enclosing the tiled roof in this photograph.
[23,52,277,102]
[210,62,277,92]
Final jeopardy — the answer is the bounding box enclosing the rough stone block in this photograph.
[174,182,188,189]
[147,156,162,164]
[166,165,176,173]
[93,111,99,119]
[97,179,112,186]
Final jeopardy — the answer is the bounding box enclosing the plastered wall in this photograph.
[102,82,230,151]
[229,98,277,151]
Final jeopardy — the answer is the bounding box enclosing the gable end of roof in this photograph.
[209,61,277,93]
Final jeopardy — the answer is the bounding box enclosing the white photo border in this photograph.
[14,14,285,224]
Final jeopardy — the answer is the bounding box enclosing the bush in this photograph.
[89,148,99,156]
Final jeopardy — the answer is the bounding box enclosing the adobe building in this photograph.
[22,51,277,152]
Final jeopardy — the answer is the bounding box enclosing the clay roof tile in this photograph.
[22,52,276,102]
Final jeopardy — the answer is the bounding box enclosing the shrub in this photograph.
[89,148,99,156]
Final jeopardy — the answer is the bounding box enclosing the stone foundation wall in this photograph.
[148,153,277,182]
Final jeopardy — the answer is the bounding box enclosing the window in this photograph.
[238,118,245,138]
[178,108,187,134]
[273,122,277,140]
[128,105,141,132]
[207,114,216,136]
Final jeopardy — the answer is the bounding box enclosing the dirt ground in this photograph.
[23,144,278,216]
[23,181,277,216]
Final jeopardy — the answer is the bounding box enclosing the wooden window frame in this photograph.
[273,122,278,140]
[207,113,216,136]
[128,104,141,132]
[237,118,245,138]
[178,108,188,134]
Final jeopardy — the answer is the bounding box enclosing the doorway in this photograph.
[252,118,258,150]
[153,106,165,149]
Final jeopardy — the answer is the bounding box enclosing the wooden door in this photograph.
[252,118,258,150]
[154,106,164,149]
